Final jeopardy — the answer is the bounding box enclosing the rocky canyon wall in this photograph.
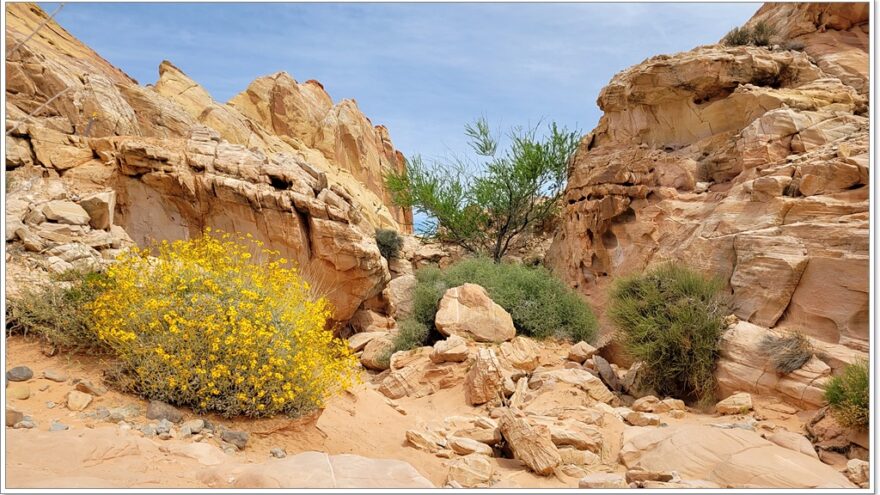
[546,3,869,402]
[5,3,413,320]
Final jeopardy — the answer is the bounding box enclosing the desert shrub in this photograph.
[824,360,869,430]
[722,21,777,47]
[398,257,597,352]
[608,263,727,403]
[750,21,776,46]
[90,229,358,418]
[759,331,814,374]
[392,319,430,353]
[722,26,752,46]
[6,270,110,354]
[375,228,403,261]
[376,319,431,368]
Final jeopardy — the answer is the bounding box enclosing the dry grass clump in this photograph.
[722,20,777,47]
[6,270,109,354]
[759,331,815,374]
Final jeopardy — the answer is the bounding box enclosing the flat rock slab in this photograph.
[200,451,434,488]
[620,424,855,488]
[7,427,434,489]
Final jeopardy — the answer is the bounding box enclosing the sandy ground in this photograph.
[4,336,568,488]
[4,335,820,488]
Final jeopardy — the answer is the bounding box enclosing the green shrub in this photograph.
[6,270,110,354]
[824,360,869,429]
[397,257,597,352]
[750,21,776,47]
[722,26,752,46]
[608,263,727,403]
[375,228,403,261]
[759,331,814,374]
[376,319,431,368]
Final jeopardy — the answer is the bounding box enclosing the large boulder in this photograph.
[464,348,504,405]
[435,284,515,343]
[620,425,855,488]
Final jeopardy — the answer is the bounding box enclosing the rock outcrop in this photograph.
[546,2,868,389]
[620,425,855,488]
[5,3,413,320]
[715,320,864,407]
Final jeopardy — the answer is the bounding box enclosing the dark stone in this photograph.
[146,400,183,423]
[220,428,250,450]
[592,355,621,392]
[6,366,33,382]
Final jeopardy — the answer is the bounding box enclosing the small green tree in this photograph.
[385,118,580,262]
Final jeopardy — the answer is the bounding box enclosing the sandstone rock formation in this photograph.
[545,2,868,398]
[620,425,855,488]
[716,320,864,407]
[5,3,412,320]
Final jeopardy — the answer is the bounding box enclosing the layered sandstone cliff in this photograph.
[547,3,869,404]
[5,3,411,320]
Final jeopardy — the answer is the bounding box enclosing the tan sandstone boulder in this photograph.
[498,409,561,476]
[435,284,515,343]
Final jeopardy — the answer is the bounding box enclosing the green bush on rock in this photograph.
[375,228,403,261]
[824,360,869,430]
[608,263,727,403]
[397,257,597,352]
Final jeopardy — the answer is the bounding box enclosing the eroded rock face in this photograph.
[5,3,406,321]
[715,321,863,408]
[547,2,868,360]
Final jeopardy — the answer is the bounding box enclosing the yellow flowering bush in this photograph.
[90,229,358,418]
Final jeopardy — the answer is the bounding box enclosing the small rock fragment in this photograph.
[221,428,249,450]
[567,341,597,363]
[578,473,628,489]
[8,383,31,400]
[716,392,753,415]
[74,379,107,396]
[6,408,24,427]
[42,369,68,382]
[146,400,183,423]
[66,390,93,412]
[6,366,33,382]
[846,458,869,485]
[430,335,470,363]
[448,436,494,456]
[625,410,660,426]
[446,454,495,488]
[50,420,69,432]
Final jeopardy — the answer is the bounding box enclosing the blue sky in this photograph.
[41,2,759,163]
